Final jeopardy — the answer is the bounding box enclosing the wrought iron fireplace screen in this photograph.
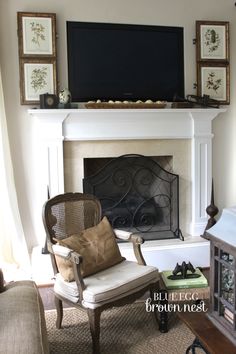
[83,154,182,240]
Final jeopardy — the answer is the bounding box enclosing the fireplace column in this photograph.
[33,112,67,201]
[190,111,215,236]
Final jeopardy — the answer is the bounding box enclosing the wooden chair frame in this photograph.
[42,192,159,354]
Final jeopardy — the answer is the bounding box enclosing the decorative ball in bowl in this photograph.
[59,88,71,104]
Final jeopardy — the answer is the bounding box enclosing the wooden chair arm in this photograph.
[52,244,82,262]
[70,251,86,295]
[52,244,85,295]
[129,235,146,266]
[114,229,146,266]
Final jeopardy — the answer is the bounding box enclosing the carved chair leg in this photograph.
[55,296,63,329]
[87,308,101,354]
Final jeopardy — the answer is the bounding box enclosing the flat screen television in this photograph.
[67,21,185,102]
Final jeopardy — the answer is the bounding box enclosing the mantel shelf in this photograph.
[29,107,226,115]
[29,107,226,141]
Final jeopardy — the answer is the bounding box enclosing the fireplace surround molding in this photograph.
[29,107,225,246]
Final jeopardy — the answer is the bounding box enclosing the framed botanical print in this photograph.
[17,12,57,105]
[197,62,230,104]
[196,21,229,61]
[20,58,57,104]
[17,12,56,57]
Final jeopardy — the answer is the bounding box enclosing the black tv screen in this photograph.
[67,21,185,102]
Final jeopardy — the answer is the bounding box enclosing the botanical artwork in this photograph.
[196,21,229,104]
[201,67,226,101]
[204,28,220,53]
[18,12,57,104]
[22,16,53,55]
[205,71,222,93]
[30,66,48,92]
[200,25,226,59]
[30,21,46,47]
[24,63,54,101]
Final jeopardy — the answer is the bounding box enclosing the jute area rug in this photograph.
[45,303,205,354]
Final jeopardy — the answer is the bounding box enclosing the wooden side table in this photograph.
[158,272,210,333]
[178,311,236,354]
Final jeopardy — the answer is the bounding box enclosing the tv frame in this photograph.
[67,21,185,102]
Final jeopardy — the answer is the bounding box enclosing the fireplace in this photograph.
[29,107,226,270]
[83,154,182,240]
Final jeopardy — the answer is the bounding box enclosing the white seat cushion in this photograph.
[54,260,159,308]
[54,274,80,303]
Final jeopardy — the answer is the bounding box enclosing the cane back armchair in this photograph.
[42,192,160,354]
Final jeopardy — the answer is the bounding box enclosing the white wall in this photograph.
[0,0,235,250]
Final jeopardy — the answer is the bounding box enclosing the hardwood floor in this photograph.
[38,284,55,310]
[38,284,72,310]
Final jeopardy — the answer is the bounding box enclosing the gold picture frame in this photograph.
[197,62,230,104]
[17,12,56,57]
[196,21,229,61]
[20,58,57,105]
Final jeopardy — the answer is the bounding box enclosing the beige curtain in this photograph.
[0,66,31,281]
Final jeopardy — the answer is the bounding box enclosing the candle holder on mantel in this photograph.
[203,207,236,345]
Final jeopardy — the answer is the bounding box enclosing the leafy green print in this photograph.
[204,29,220,53]
[30,67,47,92]
[30,22,45,47]
[206,71,222,93]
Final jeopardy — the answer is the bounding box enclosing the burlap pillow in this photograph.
[55,216,124,281]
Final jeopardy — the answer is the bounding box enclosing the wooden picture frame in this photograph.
[17,12,57,105]
[17,12,56,57]
[196,21,229,61]
[197,62,230,104]
[20,58,57,105]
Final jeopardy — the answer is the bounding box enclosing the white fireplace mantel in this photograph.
[29,107,224,141]
[29,107,225,243]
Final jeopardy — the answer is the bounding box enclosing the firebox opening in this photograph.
[83,154,183,241]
